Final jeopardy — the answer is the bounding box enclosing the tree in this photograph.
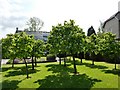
[97,21,104,34]
[2,34,13,59]
[48,20,85,74]
[2,34,17,68]
[33,40,45,67]
[87,26,96,36]
[25,17,44,31]
[86,26,97,65]
[48,24,64,65]
[62,20,85,74]
[85,34,98,65]
[97,32,120,69]
[16,32,34,78]
[30,39,44,70]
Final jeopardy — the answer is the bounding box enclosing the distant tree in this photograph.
[25,17,44,31]
[98,21,104,34]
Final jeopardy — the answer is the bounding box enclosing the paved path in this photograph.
[1,59,9,64]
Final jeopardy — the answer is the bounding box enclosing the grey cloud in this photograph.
[0,0,34,34]
[0,0,27,31]
[0,16,28,31]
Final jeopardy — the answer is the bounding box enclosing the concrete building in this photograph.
[103,11,120,40]
[15,27,50,42]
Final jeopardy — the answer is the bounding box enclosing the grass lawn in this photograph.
[1,59,120,89]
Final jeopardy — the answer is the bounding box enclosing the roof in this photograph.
[16,30,50,33]
[15,27,50,33]
[15,29,50,41]
[103,11,120,28]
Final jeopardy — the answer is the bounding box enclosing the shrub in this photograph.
[47,54,56,61]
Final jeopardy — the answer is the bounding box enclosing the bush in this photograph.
[75,52,84,59]
[47,54,56,61]
[57,54,67,58]
[84,52,91,60]
[104,57,120,64]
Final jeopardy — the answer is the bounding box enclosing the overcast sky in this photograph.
[0,0,120,39]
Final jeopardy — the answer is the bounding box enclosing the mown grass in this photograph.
[1,58,120,89]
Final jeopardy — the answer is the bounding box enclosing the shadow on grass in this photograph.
[34,74,101,89]
[80,62,108,69]
[1,80,21,90]
[1,64,41,72]
[102,69,120,76]
[66,59,108,69]
[1,67,13,72]
[33,64,102,89]
[4,66,40,77]
[46,64,73,74]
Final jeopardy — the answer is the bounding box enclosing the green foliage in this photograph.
[15,32,34,59]
[2,34,16,59]
[2,32,45,62]
[85,31,120,64]
[48,20,85,56]
[98,32,120,61]
[47,54,55,57]
[32,40,45,58]
[85,34,97,55]
[2,32,35,59]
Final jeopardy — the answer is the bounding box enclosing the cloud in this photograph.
[0,0,34,38]
[0,16,28,30]
[0,0,120,39]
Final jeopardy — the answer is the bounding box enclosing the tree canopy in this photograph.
[48,20,85,56]
[48,19,86,74]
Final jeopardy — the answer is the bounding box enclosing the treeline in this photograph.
[47,20,120,73]
[1,19,120,77]
[2,32,45,78]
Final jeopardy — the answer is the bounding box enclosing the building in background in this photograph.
[15,27,50,42]
[103,11,120,40]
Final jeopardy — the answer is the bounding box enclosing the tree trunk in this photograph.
[31,56,34,70]
[59,58,61,65]
[115,63,116,70]
[0,58,2,68]
[92,53,95,65]
[12,58,15,68]
[35,56,37,67]
[64,57,66,66]
[115,59,117,70]
[92,60,94,65]
[80,58,82,63]
[24,58,29,78]
[73,56,77,74]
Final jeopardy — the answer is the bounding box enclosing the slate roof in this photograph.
[103,11,120,28]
